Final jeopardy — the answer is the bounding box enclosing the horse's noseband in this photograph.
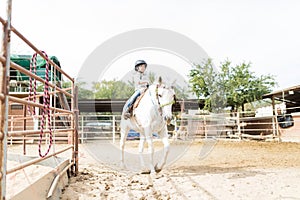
[155,84,175,115]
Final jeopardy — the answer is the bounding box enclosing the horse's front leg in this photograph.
[144,129,155,173]
[139,135,149,173]
[120,126,129,169]
[155,126,170,173]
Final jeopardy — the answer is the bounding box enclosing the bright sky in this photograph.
[1,0,300,90]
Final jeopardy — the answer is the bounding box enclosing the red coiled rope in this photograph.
[29,51,53,157]
[28,53,37,115]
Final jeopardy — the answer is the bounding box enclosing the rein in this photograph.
[160,100,175,108]
[155,84,175,108]
[151,84,175,116]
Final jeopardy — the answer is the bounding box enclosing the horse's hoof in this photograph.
[154,164,162,173]
[120,163,126,170]
[140,170,151,174]
[140,166,151,174]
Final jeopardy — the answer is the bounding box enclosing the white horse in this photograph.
[120,82,175,174]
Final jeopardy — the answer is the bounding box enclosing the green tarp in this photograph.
[10,54,62,81]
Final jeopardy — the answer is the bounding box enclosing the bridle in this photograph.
[154,84,175,114]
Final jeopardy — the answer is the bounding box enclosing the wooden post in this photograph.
[271,95,276,116]
[236,112,241,140]
[204,115,207,139]
[271,96,280,141]
[175,116,178,131]
[73,85,79,175]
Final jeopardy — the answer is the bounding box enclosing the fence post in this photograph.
[23,105,27,155]
[80,115,84,143]
[10,116,13,145]
[73,85,79,175]
[275,115,281,142]
[272,115,276,138]
[174,116,177,140]
[204,115,207,139]
[0,1,12,198]
[112,115,116,144]
[236,112,241,140]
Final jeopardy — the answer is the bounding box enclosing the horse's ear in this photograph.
[158,76,162,85]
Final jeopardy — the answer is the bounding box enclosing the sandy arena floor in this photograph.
[60,139,300,200]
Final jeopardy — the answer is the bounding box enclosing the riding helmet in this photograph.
[134,60,147,71]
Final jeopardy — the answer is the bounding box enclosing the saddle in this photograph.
[133,89,147,109]
[125,89,148,119]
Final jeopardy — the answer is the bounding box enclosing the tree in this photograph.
[77,72,191,101]
[128,71,190,100]
[221,61,276,111]
[172,85,190,100]
[62,81,95,100]
[189,59,277,112]
[76,82,94,99]
[189,59,225,111]
[93,79,134,99]
[148,71,156,85]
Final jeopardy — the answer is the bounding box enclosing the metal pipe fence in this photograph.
[0,2,78,199]
[77,111,300,143]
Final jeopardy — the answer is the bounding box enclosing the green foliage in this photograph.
[75,80,134,99]
[128,71,190,100]
[189,59,226,111]
[148,71,156,85]
[62,81,72,88]
[93,79,134,99]
[173,86,190,100]
[189,59,277,111]
[75,72,190,100]
[76,82,94,99]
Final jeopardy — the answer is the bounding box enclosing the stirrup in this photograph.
[123,111,132,119]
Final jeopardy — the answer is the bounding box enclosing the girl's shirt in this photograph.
[134,71,149,90]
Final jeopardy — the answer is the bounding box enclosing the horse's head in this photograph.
[156,84,176,124]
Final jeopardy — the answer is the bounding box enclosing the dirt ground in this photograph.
[60,140,300,200]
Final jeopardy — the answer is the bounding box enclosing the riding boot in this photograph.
[123,90,140,119]
[123,106,132,119]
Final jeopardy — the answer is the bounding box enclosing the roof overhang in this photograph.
[262,84,300,113]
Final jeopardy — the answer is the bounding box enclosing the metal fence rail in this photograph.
[78,111,300,143]
[0,2,78,199]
